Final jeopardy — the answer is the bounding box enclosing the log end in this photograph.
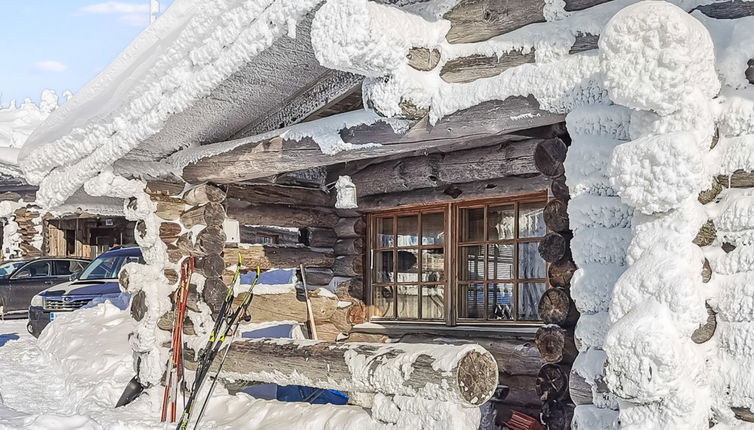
[456,349,499,406]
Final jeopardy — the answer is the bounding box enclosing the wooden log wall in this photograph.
[532,137,579,429]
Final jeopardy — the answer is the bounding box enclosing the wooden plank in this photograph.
[695,1,754,19]
[182,96,564,184]
[226,183,332,207]
[564,0,612,11]
[348,139,541,196]
[440,50,535,84]
[444,0,546,44]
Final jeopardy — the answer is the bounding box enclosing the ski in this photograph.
[175,255,246,430]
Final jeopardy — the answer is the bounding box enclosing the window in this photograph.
[368,192,549,324]
[16,261,51,278]
[53,260,87,276]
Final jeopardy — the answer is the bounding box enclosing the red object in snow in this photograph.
[505,410,545,430]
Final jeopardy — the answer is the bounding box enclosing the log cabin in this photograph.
[14,0,754,429]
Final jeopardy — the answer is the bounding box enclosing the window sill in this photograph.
[353,321,540,340]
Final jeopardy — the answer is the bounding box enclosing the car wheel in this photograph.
[27,323,34,335]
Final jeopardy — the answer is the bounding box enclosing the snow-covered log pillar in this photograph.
[187,338,498,408]
[596,3,721,429]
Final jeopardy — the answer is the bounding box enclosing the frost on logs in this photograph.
[598,2,720,429]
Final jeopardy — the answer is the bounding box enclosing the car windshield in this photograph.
[0,261,25,278]
[79,253,141,281]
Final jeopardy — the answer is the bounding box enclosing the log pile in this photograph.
[532,137,579,429]
[13,207,43,257]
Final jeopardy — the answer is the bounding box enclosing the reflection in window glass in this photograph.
[488,205,515,240]
[397,285,420,318]
[422,212,444,245]
[421,285,444,319]
[488,283,514,320]
[487,244,514,280]
[460,246,484,281]
[519,243,545,279]
[378,217,394,247]
[519,202,546,238]
[397,215,419,247]
[396,249,419,282]
[373,286,394,318]
[375,251,394,283]
[519,282,546,320]
[421,249,445,282]
[460,283,485,319]
[461,208,485,242]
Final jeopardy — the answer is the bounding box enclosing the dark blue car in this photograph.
[28,247,143,337]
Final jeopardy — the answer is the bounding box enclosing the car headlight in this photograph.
[30,295,43,307]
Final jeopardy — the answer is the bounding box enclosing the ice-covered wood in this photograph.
[691,303,717,344]
[440,50,535,84]
[692,220,716,247]
[224,246,334,270]
[180,202,226,228]
[187,338,499,407]
[717,170,754,188]
[130,290,147,321]
[539,287,579,327]
[535,325,578,364]
[443,0,545,44]
[182,97,563,184]
[570,33,600,54]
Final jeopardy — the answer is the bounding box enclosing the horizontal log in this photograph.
[334,238,364,256]
[155,199,186,221]
[145,180,185,197]
[568,368,592,406]
[180,203,226,228]
[301,227,337,248]
[539,287,579,327]
[183,183,226,205]
[227,201,338,229]
[304,267,335,286]
[335,217,365,239]
[227,183,331,207]
[189,338,499,407]
[534,138,567,177]
[359,176,550,210]
[718,170,754,188]
[536,364,570,402]
[548,258,577,288]
[443,0,545,44]
[348,139,542,197]
[440,50,534,84]
[181,97,564,184]
[407,47,440,71]
[535,325,578,364]
[569,33,599,54]
[543,199,569,232]
[224,245,335,270]
[732,407,754,423]
[695,1,754,19]
[238,288,337,324]
[538,231,572,263]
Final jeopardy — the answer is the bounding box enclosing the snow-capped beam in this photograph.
[181,96,564,184]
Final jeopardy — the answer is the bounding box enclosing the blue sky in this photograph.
[0,0,174,105]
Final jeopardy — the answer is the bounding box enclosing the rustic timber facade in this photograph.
[14,0,754,429]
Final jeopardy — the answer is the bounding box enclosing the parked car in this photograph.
[28,247,143,337]
[0,257,89,318]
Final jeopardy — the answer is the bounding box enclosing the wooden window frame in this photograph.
[366,190,549,326]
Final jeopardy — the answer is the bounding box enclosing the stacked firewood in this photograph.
[530,137,578,429]
[13,207,42,257]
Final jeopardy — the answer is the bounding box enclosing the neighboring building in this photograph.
[13,1,754,429]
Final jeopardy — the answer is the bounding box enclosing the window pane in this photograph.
[488,283,514,320]
[421,249,445,282]
[519,283,546,320]
[459,246,484,281]
[459,283,485,319]
[488,205,515,240]
[397,215,418,247]
[422,212,445,245]
[374,251,394,282]
[519,242,545,279]
[487,244,513,280]
[373,286,394,318]
[396,249,419,282]
[421,285,444,319]
[519,202,546,238]
[377,217,394,247]
[397,285,419,318]
[461,207,485,242]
